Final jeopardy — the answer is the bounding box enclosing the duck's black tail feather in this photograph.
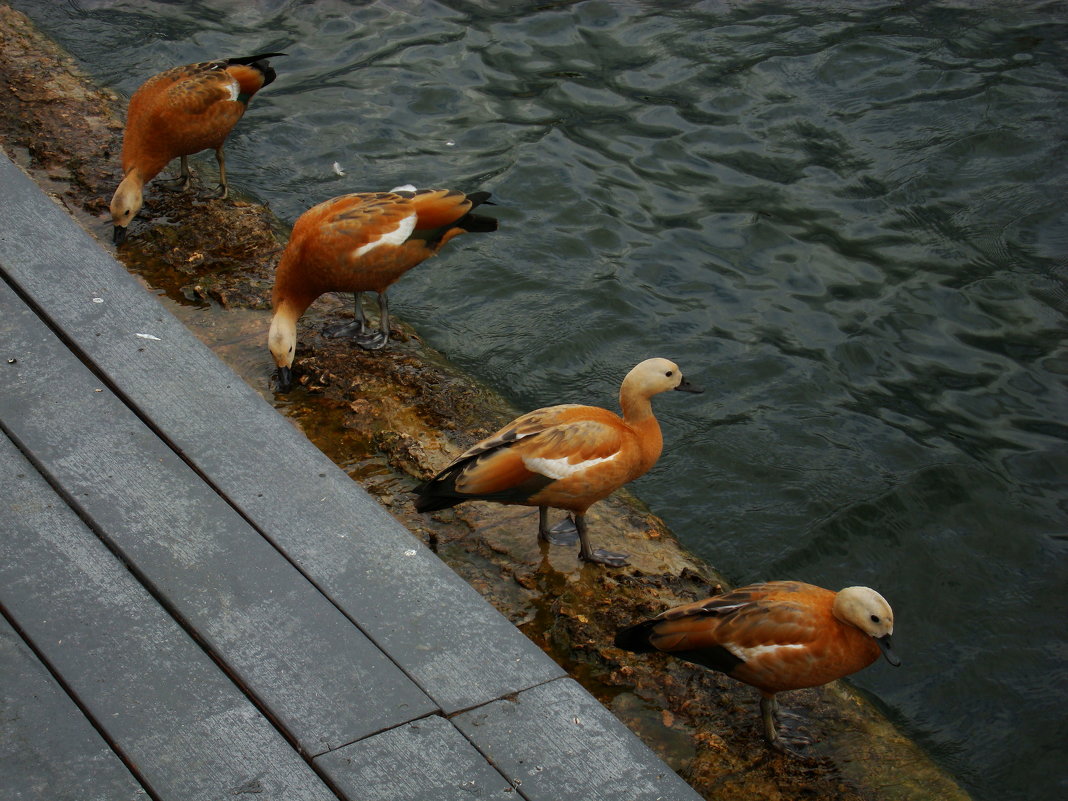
[457,191,498,233]
[613,619,661,653]
[412,465,468,513]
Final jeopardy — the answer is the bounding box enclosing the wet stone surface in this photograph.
[0,7,969,800]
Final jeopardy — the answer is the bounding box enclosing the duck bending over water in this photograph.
[110,52,283,244]
[268,187,497,391]
[615,581,900,753]
[413,358,702,567]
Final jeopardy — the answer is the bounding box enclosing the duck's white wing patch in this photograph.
[725,642,806,662]
[223,74,240,101]
[352,212,418,258]
[522,453,617,480]
[390,184,418,193]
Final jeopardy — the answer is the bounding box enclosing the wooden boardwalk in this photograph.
[0,152,702,801]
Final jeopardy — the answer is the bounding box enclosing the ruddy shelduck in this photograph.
[413,358,702,566]
[110,52,283,244]
[614,581,900,753]
[268,187,497,391]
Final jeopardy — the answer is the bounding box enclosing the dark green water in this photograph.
[16,1,1067,798]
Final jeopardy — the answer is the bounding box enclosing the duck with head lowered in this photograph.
[110,52,284,244]
[267,186,497,391]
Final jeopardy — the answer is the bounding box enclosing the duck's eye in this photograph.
[870,614,881,623]
[666,370,674,377]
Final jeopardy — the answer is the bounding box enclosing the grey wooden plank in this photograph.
[0,616,147,801]
[0,432,336,801]
[0,280,436,755]
[313,715,515,801]
[0,152,563,713]
[453,679,704,801]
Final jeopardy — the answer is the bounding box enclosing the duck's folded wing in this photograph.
[649,595,817,655]
[514,419,627,479]
[321,192,415,236]
[453,405,586,461]
[160,63,243,115]
[455,417,624,492]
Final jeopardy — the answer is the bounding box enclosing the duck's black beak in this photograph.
[113,225,128,246]
[276,366,292,393]
[877,634,900,667]
[675,375,703,393]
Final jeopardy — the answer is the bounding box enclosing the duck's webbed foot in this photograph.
[324,319,367,339]
[539,513,580,546]
[201,183,228,200]
[761,697,818,760]
[158,156,192,191]
[324,292,390,350]
[573,514,629,566]
[322,319,389,350]
[157,174,192,192]
[354,328,389,350]
[580,548,630,567]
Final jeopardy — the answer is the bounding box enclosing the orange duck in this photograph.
[615,581,900,753]
[268,186,496,391]
[110,52,283,244]
[414,358,702,567]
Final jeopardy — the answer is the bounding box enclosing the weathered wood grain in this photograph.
[0,616,147,801]
[0,279,436,756]
[454,679,704,801]
[314,714,515,801]
[0,432,336,801]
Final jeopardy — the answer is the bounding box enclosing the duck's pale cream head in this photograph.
[268,308,298,392]
[834,586,900,666]
[110,172,144,245]
[624,357,703,398]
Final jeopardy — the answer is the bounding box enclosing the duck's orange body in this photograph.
[268,187,496,390]
[414,358,702,566]
[110,53,283,242]
[425,404,663,513]
[615,581,899,751]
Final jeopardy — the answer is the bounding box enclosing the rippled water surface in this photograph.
[16,1,1068,798]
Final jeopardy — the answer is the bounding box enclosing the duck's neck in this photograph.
[122,141,170,185]
[620,388,653,425]
[621,390,664,471]
[117,168,145,196]
[271,250,318,315]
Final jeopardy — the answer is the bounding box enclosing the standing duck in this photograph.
[110,52,283,244]
[267,187,497,391]
[413,358,702,567]
[614,581,900,753]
